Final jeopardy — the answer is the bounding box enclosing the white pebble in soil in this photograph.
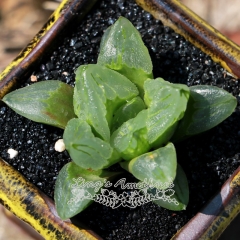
[7,148,18,159]
[30,75,38,82]
[54,139,66,152]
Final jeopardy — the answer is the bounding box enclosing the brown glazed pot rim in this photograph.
[1,0,240,239]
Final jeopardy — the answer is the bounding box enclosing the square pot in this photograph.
[0,0,240,239]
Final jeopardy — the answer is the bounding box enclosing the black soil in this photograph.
[1,0,240,239]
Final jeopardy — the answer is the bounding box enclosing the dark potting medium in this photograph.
[0,0,240,239]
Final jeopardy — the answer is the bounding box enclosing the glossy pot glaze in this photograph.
[0,0,240,239]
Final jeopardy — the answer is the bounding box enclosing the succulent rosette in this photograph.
[2,17,237,219]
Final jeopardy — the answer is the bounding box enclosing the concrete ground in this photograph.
[0,205,43,240]
[182,0,240,45]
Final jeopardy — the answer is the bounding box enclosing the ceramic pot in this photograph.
[0,0,240,239]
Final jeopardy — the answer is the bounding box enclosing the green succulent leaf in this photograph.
[172,85,237,141]
[111,96,146,132]
[120,142,177,185]
[63,118,120,170]
[111,110,150,161]
[54,162,118,220]
[3,15,238,218]
[147,164,189,211]
[74,64,139,141]
[2,80,75,129]
[97,16,153,96]
[144,78,190,148]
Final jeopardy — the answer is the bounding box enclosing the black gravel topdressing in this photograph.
[1,0,240,239]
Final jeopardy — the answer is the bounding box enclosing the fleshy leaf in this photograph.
[63,118,120,170]
[74,64,138,141]
[120,142,177,185]
[148,164,189,211]
[144,78,190,148]
[97,16,153,96]
[111,96,146,132]
[54,162,118,220]
[2,80,75,129]
[172,85,237,141]
[111,110,150,161]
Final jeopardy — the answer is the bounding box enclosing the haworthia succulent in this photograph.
[172,85,238,141]
[54,162,119,220]
[63,118,120,170]
[120,142,177,186]
[74,64,138,141]
[148,164,189,211]
[111,96,146,133]
[97,16,153,96]
[2,80,75,129]
[111,110,150,161]
[144,78,190,148]
[2,15,237,220]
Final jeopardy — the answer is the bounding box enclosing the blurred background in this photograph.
[0,0,240,239]
[182,0,240,44]
[1,0,240,72]
[0,0,59,71]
